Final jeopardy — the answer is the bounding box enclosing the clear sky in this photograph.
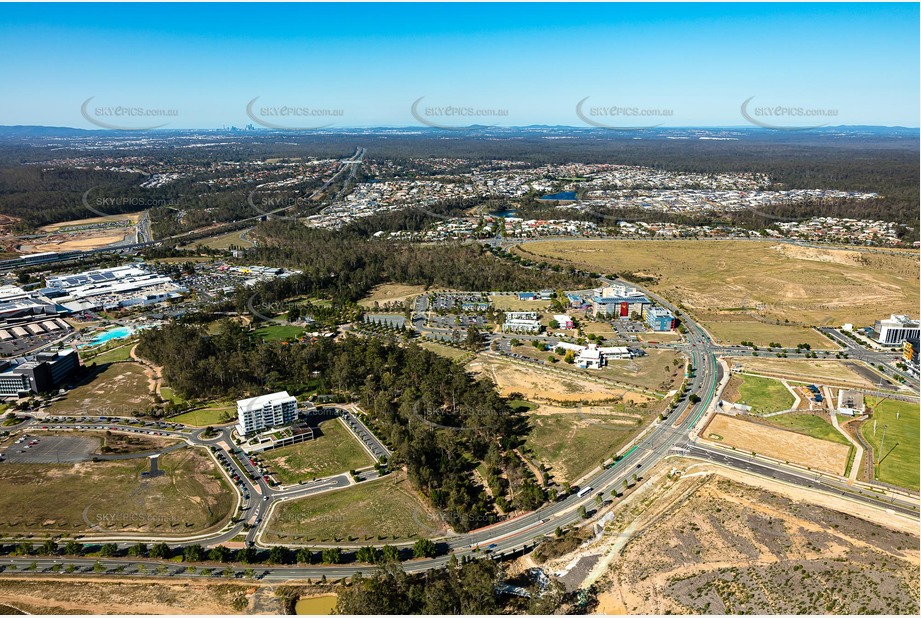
[0,2,918,129]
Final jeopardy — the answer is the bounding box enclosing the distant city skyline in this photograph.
[1,2,918,129]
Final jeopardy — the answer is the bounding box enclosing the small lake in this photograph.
[490,209,518,218]
[295,595,337,615]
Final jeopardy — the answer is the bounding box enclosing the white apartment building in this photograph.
[236,391,298,436]
[873,315,920,346]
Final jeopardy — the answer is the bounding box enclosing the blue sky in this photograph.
[0,2,917,128]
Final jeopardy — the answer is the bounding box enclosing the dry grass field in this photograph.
[358,283,428,307]
[728,357,875,388]
[598,475,920,614]
[0,447,233,535]
[517,239,919,337]
[467,356,654,405]
[0,577,259,614]
[263,471,444,542]
[38,213,140,232]
[704,413,850,474]
[193,229,255,250]
[48,362,153,416]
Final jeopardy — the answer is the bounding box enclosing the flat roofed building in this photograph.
[553,314,574,329]
[873,315,920,346]
[237,391,298,436]
[837,389,865,416]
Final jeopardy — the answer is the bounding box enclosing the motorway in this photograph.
[3,278,916,581]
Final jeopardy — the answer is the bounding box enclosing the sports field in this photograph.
[263,471,442,542]
[517,240,919,331]
[259,418,373,484]
[860,398,919,490]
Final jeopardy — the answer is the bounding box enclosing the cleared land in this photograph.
[358,283,427,308]
[468,356,654,405]
[0,447,233,535]
[260,418,374,484]
[599,475,920,614]
[703,318,835,349]
[489,294,551,311]
[0,577,259,615]
[861,398,920,490]
[47,362,153,416]
[194,228,254,250]
[505,346,680,393]
[39,213,140,233]
[724,374,795,414]
[517,239,919,334]
[263,471,443,542]
[704,413,850,475]
[526,410,646,484]
[728,357,875,388]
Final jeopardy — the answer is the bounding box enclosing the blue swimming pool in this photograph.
[82,326,133,347]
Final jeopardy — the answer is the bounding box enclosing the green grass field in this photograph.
[0,448,233,535]
[194,229,255,250]
[860,398,919,490]
[169,404,236,427]
[263,472,438,542]
[733,374,795,414]
[254,324,305,342]
[82,343,135,364]
[762,413,851,446]
[259,418,374,484]
[526,411,644,484]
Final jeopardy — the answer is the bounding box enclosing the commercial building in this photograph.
[553,314,574,329]
[43,264,186,312]
[872,315,920,346]
[236,391,298,436]
[591,284,651,318]
[552,342,633,368]
[645,306,676,332]
[0,349,80,397]
[502,311,541,334]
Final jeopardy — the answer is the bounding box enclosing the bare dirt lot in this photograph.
[597,474,920,614]
[703,413,850,475]
[467,356,653,405]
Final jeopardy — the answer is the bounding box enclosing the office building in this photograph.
[873,315,919,346]
[236,391,298,436]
